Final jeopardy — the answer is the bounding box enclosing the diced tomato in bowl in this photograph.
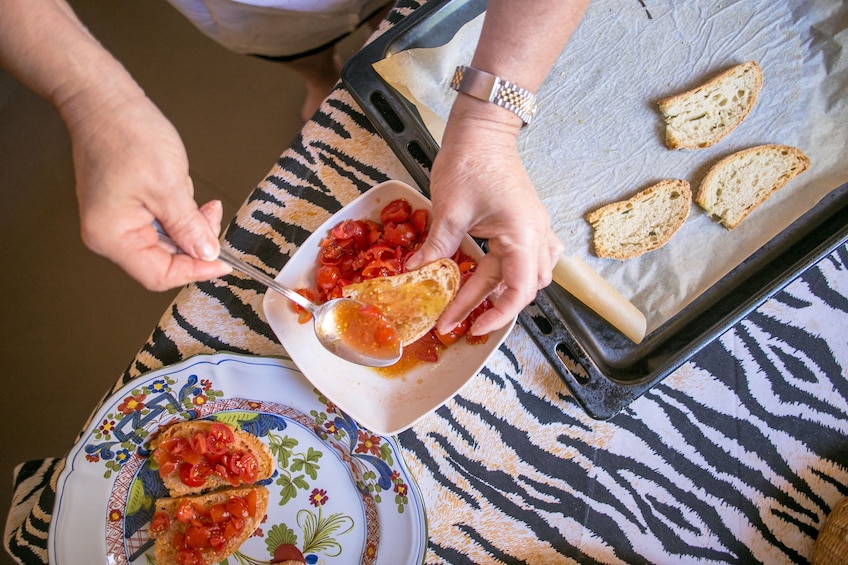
[295,197,492,369]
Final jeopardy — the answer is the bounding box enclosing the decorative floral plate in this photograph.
[48,353,427,564]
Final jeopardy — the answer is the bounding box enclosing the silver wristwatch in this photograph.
[450,65,538,126]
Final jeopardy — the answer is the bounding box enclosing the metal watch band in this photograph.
[450,65,538,126]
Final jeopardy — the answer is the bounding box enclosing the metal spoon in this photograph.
[155,229,402,367]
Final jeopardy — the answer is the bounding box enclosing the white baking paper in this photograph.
[373,0,848,332]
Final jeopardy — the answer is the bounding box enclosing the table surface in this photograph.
[6,2,848,564]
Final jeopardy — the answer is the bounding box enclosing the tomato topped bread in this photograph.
[150,484,269,565]
[658,60,762,150]
[585,179,692,260]
[342,258,461,345]
[152,420,274,497]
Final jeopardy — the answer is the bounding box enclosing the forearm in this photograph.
[0,0,146,126]
[447,0,590,133]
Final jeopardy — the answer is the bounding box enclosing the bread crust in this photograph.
[342,258,460,344]
[658,60,762,150]
[151,484,269,565]
[153,420,275,497]
[586,179,692,260]
[696,144,811,229]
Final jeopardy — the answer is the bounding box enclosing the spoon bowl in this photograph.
[156,229,402,367]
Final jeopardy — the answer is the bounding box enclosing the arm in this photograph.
[406,0,591,335]
[0,0,229,290]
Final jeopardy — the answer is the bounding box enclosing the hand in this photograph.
[406,111,563,336]
[64,89,231,290]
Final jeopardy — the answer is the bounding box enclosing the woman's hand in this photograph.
[65,88,231,290]
[406,108,563,336]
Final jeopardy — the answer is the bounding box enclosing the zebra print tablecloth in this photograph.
[5,3,848,563]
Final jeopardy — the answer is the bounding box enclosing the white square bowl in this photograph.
[263,180,515,435]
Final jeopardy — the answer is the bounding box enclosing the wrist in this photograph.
[444,94,525,149]
[449,65,538,126]
[54,45,145,129]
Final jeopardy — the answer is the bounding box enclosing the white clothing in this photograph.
[164,0,389,57]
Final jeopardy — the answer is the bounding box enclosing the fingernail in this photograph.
[436,320,454,335]
[196,240,218,261]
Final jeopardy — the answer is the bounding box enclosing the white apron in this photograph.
[164,0,390,57]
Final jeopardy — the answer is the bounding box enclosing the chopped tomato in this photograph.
[226,495,250,519]
[383,222,417,248]
[176,500,198,524]
[227,452,260,484]
[408,333,441,363]
[363,219,382,244]
[318,239,348,264]
[209,503,230,524]
[290,288,317,323]
[165,492,257,561]
[150,511,171,534]
[156,422,262,490]
[245,488,258,517]
[435,319,470,346]
[224,519,243,540]
[209,530,227,550]
[411,208,429,233]
[302,198,493,370]
[208,422,235,444]
[380,198,412,224]
[184,525,211,549]
[361,257,401,279]
[187,433,206,457]
[330,219,370,251]
[316,265,341,290]
[156,458,178,477]
[179,460,212,488]
[176,549,204,565]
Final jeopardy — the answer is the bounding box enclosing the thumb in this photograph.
[152,187,221,261]
[198,199,225,238]
[406,217,465,270]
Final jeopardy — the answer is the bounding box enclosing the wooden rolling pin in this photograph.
[551,255,647,344]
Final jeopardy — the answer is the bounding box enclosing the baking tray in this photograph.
[341,0,848,419]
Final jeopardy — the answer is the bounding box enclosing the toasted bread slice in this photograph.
[342,258,461,344]
[696,144,811,229]
[151,485,269,565]
[152,420,274,497]
[658,61,762,150]
[586,179,692,260]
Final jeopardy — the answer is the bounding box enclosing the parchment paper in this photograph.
[373,0,848,332]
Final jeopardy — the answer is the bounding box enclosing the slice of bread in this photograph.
[152,420,275,497]
[151,484,269,565]
[696,144,811,229]
[342,258,461,344]
[658,60,762,150]
[586,179,692,260]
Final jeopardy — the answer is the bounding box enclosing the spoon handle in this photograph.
[153,226,315,312]
[216,248,315,312]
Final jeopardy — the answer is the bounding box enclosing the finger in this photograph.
[436,254,502,333]
[198,200,224,238]
[112,226,231,291]
[538,231,564,289]
[468,242,539,335]
[469,285,532,336]
[405,216,464,271]
[150,178,220,261]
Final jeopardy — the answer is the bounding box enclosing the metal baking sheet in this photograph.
[341,0,848,419]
